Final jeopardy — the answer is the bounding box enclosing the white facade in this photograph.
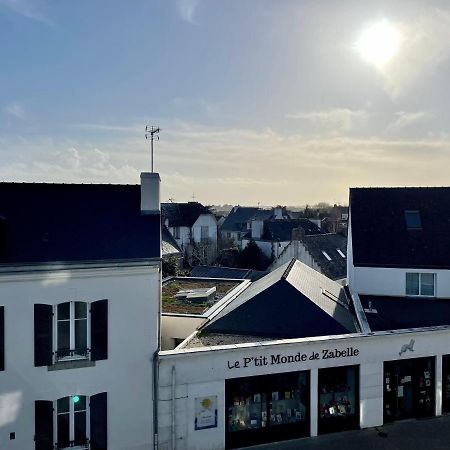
[241,238,290,259]
[157,327,450,450]
[0,262,160,450]
[269,241,321,274]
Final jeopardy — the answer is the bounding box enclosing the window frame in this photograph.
[54,395,90,450]
[405,272,436,297]
[54,301,91,363]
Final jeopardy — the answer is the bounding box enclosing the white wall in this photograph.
[241,239,290,259]
[352,266,450,297]
[169,226,191,248]
[192,215,218,244]
[0,264,160,450]
[157,327,450,450]
[161,315,206,351]
[270,241,321,274]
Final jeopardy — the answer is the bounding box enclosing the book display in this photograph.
[226,371,310,448]
[318,365,359,434]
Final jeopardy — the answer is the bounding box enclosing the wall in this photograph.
[352,266,450,297]
[241,239,290,259]
[157,327,450,450]
[192,215,218,244]
[0,263,159,450]
[270,241,321,274]
[161,314,206,350]
[169,226,191,248]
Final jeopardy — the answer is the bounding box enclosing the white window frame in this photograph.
[405,272,436,297]
[54,301,91,363]
[54,395,90,450]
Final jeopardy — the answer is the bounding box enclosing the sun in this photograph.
[356,21,402,67]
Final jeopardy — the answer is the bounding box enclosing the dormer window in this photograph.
[406,273,435,296]
[405,210,422,230]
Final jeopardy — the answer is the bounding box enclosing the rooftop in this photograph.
[162,202,213,228]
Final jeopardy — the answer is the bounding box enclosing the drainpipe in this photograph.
[171,365,176,450]
[153,259,162,450]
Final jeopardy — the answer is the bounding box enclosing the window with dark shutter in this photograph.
[34,304,53,367]
[0,306,4,371]
[90,392,107,450]
[90,300,108,361]
[35,400,53,450]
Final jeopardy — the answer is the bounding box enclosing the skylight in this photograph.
[322,251,332,261]
[336,249,346,258]
[405,210,422,230]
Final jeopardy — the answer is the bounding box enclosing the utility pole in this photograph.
[145,125,160,172]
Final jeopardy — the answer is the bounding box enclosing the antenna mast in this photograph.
[145,125,161,172]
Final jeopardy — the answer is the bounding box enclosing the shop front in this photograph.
[318,365,360,434]
[225,371,310,449]
[383,356,435,422]
[442,355,450,413]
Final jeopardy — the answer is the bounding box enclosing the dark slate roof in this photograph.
[350,187,450,268]
[302,234,347,280]
[162,226,182,257]
[201,259,359,339]
[161,202,212,228]
[190,265,252,279]
[360,295,450,331]
[260,219,322,241]
[220,206,259,232]
[0,182,160,265]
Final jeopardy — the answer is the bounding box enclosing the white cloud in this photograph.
[3,102,26,119]
[387,111,433,132]
[176,0,199,24]
[0,0,52,24]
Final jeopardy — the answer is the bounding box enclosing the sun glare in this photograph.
[356,21,402,67]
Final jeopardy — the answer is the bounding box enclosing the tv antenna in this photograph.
[145,125,161,172]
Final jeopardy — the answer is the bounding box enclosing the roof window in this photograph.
[405,210,422,230]
[336,249,346,258]
[322,251,332,261]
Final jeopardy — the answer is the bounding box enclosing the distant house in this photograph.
[241,218,323,259]
[270,232,347,281]
[162,201,218,265]
[220,206,260,246]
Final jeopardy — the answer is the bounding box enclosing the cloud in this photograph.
[0,0,52,24]
[286,108,368,134]
[374,8,450,96]
[387,111,433,132]
[176,0,199,24]
[3,102,26,119]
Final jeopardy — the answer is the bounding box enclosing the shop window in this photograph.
[226,371,310,449]
[442,355,450,414]
[406,273,435,296]
[34,300,108,367]
[384,357,435,423]
[318,365,359,434]
[35,392,107,450]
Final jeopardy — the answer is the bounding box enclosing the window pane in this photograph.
[57,302,70,320]
[57,321,70,351]
[74,410,87,445]
[75,319,87,353]
[406,273,419,295]
[57,413,70,448]
[74,395,86,412]
[57,397,70,414]
[405,211,422,229]
[421,274,435,296]
[75,302,87,319]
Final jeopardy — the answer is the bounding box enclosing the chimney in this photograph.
[274,206,283,220]
[251,219,264,239]
[140,172,160,214]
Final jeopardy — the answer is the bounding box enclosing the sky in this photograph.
[1,0,450,205]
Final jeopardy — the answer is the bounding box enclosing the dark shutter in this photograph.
[35,400,53,450]
[91,300,108,361]
[90,392,107,450]
[0,306,4,371]
[34,304,53,367]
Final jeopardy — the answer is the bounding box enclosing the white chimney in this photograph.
[140,172,160,214]
[274,206,283,219]
[251,219,264,239]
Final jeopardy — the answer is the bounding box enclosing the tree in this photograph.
[237,240,271,271]
[162,257,179,277]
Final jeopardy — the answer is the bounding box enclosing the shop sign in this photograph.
[195,396,218,430]
[227,347,359,370]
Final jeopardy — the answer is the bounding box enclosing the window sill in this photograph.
[48,359,95,371]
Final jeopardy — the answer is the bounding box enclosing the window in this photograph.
[322,251,332,261]
[56,302,88,361]
[336,249,346,259]
[35,393,107,450]
[173,226,180,239]
[406,273,435,296]
[405,210,422,230]
[34,300,108,367]
[201,226,209,241]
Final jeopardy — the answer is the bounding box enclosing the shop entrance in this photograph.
[318,365,360,434]
[225,371,310,449]
[383,357,435,423]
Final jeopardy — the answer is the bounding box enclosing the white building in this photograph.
[0,173,161,450]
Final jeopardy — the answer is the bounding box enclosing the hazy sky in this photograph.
[1,0,450,205]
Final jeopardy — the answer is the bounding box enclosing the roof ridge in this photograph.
[282,258,296,279]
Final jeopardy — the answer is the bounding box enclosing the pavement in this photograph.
[240,415,450,450]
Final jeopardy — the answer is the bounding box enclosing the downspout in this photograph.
[171,365,176,450]
[153,259,162,450]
